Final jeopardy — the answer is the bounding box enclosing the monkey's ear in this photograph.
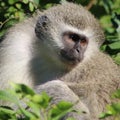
[36,15,50,28]
[35,15,50,39]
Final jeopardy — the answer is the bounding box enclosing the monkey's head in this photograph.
[35,2,104,68]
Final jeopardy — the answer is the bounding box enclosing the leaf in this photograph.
[7,6,17,12]
[14,11,25,21]
[100,15,115,33]
[111,103,120,113]
[27,101,40,117]
[23,0,29,4]
[34,0,39,5]
[29,2,34,12]
[8,0,17,5]
[18,107,37,119]
[11,83,35,97]
[108,41,120,50]
[99,111,112,119]
[50,101,74,120]
[15,3,22,9]
[1,2,5,7]
[112,89,120,98]
[0,106,16,119]
[0,106,15,115]
[45,3,53,9]
[39,92,51,108]
[106,105,116,115]
[100,45,107,51]
[32,94,44,104]
[0,90,19,105]
[57,101,73,110]
[113,53,120,65]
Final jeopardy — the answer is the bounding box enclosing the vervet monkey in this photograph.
[0,2,120,120]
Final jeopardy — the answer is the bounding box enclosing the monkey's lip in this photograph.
[60,49,80,65]
[61,58,80,67]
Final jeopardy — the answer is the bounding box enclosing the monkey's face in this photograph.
[35,15,89,66]
[35,3,104,67]
[60,31,88,65]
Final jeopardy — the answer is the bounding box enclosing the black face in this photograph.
[60,31,88,65]
[35,15,88,66]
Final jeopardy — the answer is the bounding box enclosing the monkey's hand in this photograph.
[35,80,91,120]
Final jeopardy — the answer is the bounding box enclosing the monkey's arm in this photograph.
[35,80,91,120]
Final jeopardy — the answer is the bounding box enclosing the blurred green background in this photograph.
[0,0,120,64]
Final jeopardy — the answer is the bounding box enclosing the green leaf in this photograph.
[14,11,25,21]
[7,6,17,12]
[111,103,120,113]
[39,92,51,108]
[32,94,44,104]
[34,0,39,5]
[99,111,112,119]
[57,101,73,110]
[4,13,10,18]
[11,83,35,97]
[100,45,107,51]
[100,15,114,33]
[45,4,53,9]
[8,0,17,5]
[108,41,120,50]
[29,2,34,12]
[15,3,22,9]
[0,106,16,119]
[1,2,5,7]
[106,105,116,115]
[27,101,40,117]
[0,106,15,115]
[0,90,19,105]
[51,101,74,120]
[112,89,120,98]
[23,0,29,4]
[113,53,120,65]
[18,107,37,119]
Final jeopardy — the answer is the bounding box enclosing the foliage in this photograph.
[0,0,57,37]
[0,83,75,120]
[99,89,120,120]
[98,0,120,65]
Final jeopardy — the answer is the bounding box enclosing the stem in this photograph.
[86,0,96,10]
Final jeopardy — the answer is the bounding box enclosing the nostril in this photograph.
[76,48,80,53]
[74,43,80,53]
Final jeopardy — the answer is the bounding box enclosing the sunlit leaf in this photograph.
[8,0,17,5]
[29,2,34,12]
[11,83,35,97]
[108,41,120,50]
[23,0,29,4]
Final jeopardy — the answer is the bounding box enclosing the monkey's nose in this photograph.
[74,43,80,53]
[60,49,80,63]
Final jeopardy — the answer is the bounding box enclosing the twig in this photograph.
[86,0,96,10]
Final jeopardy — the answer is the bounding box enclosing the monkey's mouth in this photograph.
[60,49,81,65]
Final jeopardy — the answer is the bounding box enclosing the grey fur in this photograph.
[0,2,120,120]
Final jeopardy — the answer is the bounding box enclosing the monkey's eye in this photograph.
[69,33,87,44]
[79,36,88,46]
[63,32,87,46]
[69,33,80,42]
